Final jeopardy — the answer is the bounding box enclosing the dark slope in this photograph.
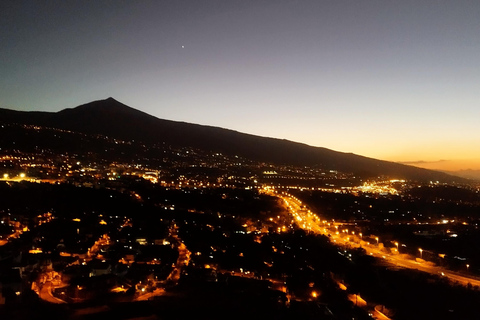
[0,98,462,182]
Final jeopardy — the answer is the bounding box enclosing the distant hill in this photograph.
[0,97,465,182]
[444,170,480,181]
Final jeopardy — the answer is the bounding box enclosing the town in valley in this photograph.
[1,118,480,320]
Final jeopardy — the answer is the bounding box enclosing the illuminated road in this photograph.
[166,223,191,283]
[0,176,64,184]
[39,281,66,304]
[135,223,191,301]
[167,241,191,283]
[267,189,480,288]
[136,288,165,301]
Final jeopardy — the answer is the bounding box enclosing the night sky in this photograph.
[1,1,480,170]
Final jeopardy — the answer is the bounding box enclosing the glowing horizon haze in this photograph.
[1,1,480,170]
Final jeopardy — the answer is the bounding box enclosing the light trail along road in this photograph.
[38,281,67,304]
[135,222,191,301]
[265,188,480,288]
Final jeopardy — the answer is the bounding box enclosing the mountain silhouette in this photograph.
[0,98,463,182]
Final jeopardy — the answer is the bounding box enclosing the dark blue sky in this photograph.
[1,1,480,169]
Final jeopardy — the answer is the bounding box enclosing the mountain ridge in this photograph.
[0,98,465,183]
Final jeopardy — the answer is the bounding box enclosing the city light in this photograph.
[2,115,480,318]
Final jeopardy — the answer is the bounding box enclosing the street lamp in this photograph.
[467,264,470,271]
[419,248,423,259]
[395,242,399,252]
[375,237,379,244]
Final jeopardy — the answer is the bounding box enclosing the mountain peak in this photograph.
[103,97,123,104]
[59,97,139,116]
[77,97,125,108]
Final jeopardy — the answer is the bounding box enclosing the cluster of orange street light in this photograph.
[264,187,474,279]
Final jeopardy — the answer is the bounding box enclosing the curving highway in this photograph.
[266,189,480,288]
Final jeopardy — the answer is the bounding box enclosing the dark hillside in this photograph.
[0,98,462,182]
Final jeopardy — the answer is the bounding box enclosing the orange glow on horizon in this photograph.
[397,158,480,171]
